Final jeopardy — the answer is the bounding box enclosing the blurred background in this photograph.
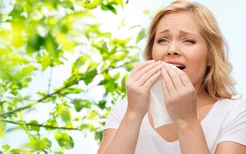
[0,0,245,153]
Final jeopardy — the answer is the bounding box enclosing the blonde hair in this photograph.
[144,0,237,100]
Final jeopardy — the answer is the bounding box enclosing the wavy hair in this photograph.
[144,0,237,99]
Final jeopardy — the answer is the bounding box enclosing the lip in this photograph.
[166,61,186,70]
[166,61,186,66]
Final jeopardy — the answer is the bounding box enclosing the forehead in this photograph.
[156,11,201,35]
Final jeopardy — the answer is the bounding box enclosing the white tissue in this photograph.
[150,76,173,128]
[133,62,173,128]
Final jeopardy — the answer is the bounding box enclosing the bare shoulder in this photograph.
[215,141,246,154]
[97,129,117,154]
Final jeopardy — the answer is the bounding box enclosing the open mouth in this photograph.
[171,64,186,70]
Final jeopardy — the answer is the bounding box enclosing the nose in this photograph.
[167,41,180,56]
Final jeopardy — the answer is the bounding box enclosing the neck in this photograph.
[196,90,217,107]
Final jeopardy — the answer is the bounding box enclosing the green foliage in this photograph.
[0,0,148,153]
[2,144,10,151]
[136,29,147,43]
[72,99,91,112]
[27,120,40,132]
[26,136,52,151]
[55,132,74,150]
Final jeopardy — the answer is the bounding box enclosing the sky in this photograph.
[1,0,246,154]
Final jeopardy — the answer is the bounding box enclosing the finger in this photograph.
[161,73,169,98]
[137,62,164,86]
[142,70,161,90]
[168,64,193,87]
[130,60,155,77]
[161,67,176,94]
[163,63,184,90]
[132,61,162,81]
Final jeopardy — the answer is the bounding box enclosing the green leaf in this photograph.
[87,110,99,119]
[27,34,45,53]
[84,68,97,85]
[75,56,88,69]
[2,144,10,151]
[129,25,141,30]
[101,4,117,15]
[61,110,71,122]
[72,55,89,74]
[121,73,128,91]
[62,87,83,94]
[98,100,106,109]
[60,1,74,10]
[95,130,103,142]
[144,10,150,15]
[129,53,140,62]
[55,132,74,149]
[41,137,52,149]
[111,38,130,47]
[115,52,127,61]
[113,72,120,81]
[117,0,124,8]
[44,34,59,60]
[45,119,58,131]
[26,136,51,151]
[19,65,36,78]
[41,55,51,71]
[125,64,133,72]
[82,1,100,9]
[37,91,46,97]
[92,42,108,54]
[9,149,21,154]
[27,120,40,132]
[0,121,6,137]
[72,99,91,112]
[136,29,146,43]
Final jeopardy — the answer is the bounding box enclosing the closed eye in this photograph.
[183,39,196,44]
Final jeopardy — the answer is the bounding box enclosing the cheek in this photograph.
[152,45,166,61]
[186,52,208,86]
[188,44,208,65]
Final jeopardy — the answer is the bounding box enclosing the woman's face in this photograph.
[152,11,209,90]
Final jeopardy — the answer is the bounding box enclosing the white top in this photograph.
[104,98,246,154]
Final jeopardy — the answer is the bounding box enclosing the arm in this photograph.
[176,118,210,154]
[178,121,246,154]
[214,100,246,154]
[177,117,246,154]
[97,129,116,154]
[97,60,163,154]
[160,64,210,154]
[99,112,143,154]
[215,141,246,154]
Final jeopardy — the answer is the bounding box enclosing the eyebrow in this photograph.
[157,29,197,36]
[180,30,197,36]
[157,29,169,35]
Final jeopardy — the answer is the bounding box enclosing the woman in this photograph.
[97,1,246,154]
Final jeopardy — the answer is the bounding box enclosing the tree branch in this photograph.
[0,61,134,117]
[1,119,81,131]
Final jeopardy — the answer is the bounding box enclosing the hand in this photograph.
[125,60,163,119]
[161,63,198,125]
